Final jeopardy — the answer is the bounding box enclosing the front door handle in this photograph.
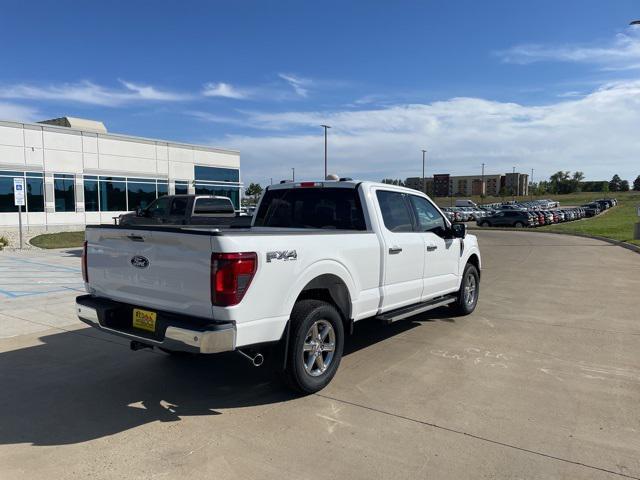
[426,244,438,252]
[388,246,403,254]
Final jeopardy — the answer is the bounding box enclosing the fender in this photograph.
[283,259,358,320]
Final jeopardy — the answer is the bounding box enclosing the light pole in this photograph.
[530,168,534,200]
[512,166,516,201]
[270,177,273,186]
[321,125,331,179]
[421,149,427,194]
[291,168,295,182]
[481,163,485,204]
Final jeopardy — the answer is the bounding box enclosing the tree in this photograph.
[609,174,622,192]
[620,180,630,192]
[549,171,570,194]
[244,183,263,204]
[633,175,640,191]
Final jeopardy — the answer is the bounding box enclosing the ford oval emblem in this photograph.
[131,255,149,269]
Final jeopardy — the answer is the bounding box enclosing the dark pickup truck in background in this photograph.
[119,195,252,227]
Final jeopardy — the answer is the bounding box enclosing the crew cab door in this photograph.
[375,189,425,311]
[407,195,460,299]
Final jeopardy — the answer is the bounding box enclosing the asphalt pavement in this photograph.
[0,231,639,480]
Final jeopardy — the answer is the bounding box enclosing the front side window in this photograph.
[375,190,413,233]
[147,196,171,216]
[170,197,188,216]
[409,195,446,235]
[54,174,75,212]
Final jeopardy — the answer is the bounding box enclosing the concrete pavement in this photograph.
[0,231,639,479]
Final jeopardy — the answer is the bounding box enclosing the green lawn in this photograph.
[30,231,85,249]
[435,191,640,247]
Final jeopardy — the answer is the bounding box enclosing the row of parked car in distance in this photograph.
[439,198,617,228]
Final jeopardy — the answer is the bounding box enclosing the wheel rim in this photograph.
[464,273,477,306]
[302,319,336,377]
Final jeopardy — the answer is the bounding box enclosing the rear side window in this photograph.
[376,190,413,232]
[409,195,446,235]
[193,198,234,215]
[254,187,366,230]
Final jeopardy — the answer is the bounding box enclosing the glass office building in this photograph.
[0,117,241,229]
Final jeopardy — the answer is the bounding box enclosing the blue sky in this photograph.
[1,0,639,186]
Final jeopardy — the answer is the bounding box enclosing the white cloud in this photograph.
[0,102,39,122]
[202,82,249,99]
[0,80,190,106]
[497,27,640,70]
[209,80,640,186]
[278,73,311,97]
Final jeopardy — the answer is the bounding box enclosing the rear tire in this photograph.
[283,299,344,394]
[452,263,480,316]
[514,221,524,228]
[479,221,489,228]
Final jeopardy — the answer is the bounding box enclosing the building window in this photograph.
[99,177,126,211]
[157,180,168,197]
[84,176,99,212]
[26,173,44,212]
[127,179,157,211]
[194,184,240,210]
[0,171,22,213]
[54,174,76,212]
[174,181,189,195]
[194,166,239,183]
[0,171,45,213]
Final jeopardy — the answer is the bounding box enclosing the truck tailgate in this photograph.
[85,227,214,319]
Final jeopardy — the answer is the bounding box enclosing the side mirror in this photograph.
[451,223,466,239]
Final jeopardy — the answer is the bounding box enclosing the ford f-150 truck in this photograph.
[76,180,481,393]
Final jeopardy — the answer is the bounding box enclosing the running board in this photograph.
[376,295,457,324]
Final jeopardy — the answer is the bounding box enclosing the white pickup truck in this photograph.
[77,180,481,393]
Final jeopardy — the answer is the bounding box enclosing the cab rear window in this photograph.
[254,187,366,230]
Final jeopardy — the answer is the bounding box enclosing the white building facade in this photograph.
[0,117,241,230]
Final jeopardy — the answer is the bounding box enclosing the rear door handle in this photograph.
[426,244,438,251]
[388,246,403,254]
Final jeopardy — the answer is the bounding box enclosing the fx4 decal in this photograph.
[266,250,298,263]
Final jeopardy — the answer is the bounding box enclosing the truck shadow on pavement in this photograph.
[0,308,452,446]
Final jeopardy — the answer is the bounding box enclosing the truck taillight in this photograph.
[211,252,257,306]
[81,240,88,283]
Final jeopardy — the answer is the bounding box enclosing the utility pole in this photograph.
[481,163,485,204]
[512,166,516,201]
[291,168,295,182]
[321,125,331,179]
[270,177,273,186]
[421,149,427,194]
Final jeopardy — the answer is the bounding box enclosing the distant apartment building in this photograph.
[405,172,528,197]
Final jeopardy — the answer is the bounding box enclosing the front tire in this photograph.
[452,263,480,316]
[283,299,344,394]
[514,221,524,228]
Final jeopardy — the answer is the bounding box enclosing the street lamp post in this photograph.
[421,149,427,194]
[481,163,485,204]
[321,125,331,179]
[512,166,516,201]
[530,168,534,200]
[292,168,295,182]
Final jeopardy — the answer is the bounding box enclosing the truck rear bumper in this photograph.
[76,294,236,354]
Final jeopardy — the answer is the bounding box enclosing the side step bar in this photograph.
[376,295,457,324]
